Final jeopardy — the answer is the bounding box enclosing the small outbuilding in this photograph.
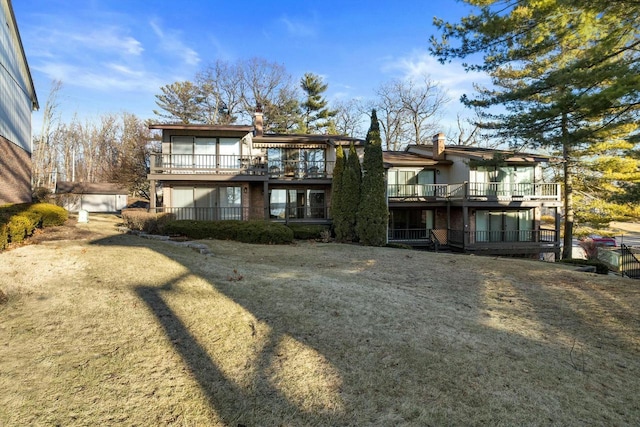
[55,181,128,213]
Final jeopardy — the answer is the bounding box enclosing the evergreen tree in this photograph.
[430,0,640,258]
[336,143,362,241]
[343,143,362,240]
[356,110,389,246]
[300,73,337,134]
[331,145,346,239]
[153,81,204,124]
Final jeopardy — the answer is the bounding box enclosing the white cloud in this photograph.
[381,50,490,103]
[35,61,163,94]
[149,19,200,66]
[279,15,317,38]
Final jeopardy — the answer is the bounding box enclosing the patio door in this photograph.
[219,138,240,169]
[194,138,216,170]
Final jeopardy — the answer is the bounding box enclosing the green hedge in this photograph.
[0,203,68,250]
[286,224,331,240]
[163,220,294,245]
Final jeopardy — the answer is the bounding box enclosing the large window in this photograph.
[171,186,242,220]
[475,209,534,242]
[267,148,325,177]
[388,169,436,196]
[470,165,535,196]
[269,189,326,219]
[389,209,434,240]
[170,136,241,170]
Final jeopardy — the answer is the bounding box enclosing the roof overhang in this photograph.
[383,152,453,168]
[149,124,254,132]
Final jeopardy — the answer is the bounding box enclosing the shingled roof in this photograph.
[55,182,128,195]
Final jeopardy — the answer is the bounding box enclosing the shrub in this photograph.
[121,210,175,234]
[0,223,8,250]
[287,224,330,240]
[163,220,294,244]
[27,203,68,227]
[0,203,69,250]
[7,215,32,243]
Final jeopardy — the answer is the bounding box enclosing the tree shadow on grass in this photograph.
[90,233,640,425]
[100,235,348,425]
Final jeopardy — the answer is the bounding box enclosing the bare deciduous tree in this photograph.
[333,99,366,138]
[372,76,449,150]
[33,80,63,188]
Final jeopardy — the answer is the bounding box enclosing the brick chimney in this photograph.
[254,103,263,137]
[432,132,446,160]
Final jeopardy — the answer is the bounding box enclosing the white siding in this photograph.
[63,194,128,212]
[0,0,36,153]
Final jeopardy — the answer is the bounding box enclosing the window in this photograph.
[470,165,535,196]
[170,136,241,171]
[267,148,325,177]
[388,209,434,240]
[269,189,326,219]
[388,169,436,197]
[475,210,534,242]
[171,186,242,220]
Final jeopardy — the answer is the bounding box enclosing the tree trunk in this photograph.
[561,113,574,260]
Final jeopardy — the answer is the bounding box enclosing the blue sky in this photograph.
[13,0,487,135]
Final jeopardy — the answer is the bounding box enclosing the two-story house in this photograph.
[147,109,363,223]
[148,113,561,258]
[0,0,39,204]
[385,133,562,257]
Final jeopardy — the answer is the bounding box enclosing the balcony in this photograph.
[448,182,561,201]
[149,153,334,180]
[388,182,561,202]
[387,184,449,199]
[149,153,266,175]
[266,159,334,179]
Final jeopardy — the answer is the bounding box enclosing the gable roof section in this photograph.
[56,181,128,195]
[5,0,38,110]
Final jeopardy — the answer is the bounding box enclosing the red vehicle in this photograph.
[581,236,617,247]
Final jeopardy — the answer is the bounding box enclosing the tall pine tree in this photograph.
[300,73,337,134]
[356,110,389,246]
[430,0,640,258]
[336,143,362,241]
[331,145,346,239]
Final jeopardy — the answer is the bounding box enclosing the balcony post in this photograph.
[149,179,157,213]
[463,206,470,248]
[263,181,269,220]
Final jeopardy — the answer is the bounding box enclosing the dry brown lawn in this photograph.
[0,215,639,426]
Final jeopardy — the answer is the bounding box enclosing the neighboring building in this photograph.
[55,181,128,213]
[385,133,562,257]
[147,112,561,258]
[0,0,39,204]
[147,110,363,223]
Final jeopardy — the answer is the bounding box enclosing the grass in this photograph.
[0,215,639,425]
